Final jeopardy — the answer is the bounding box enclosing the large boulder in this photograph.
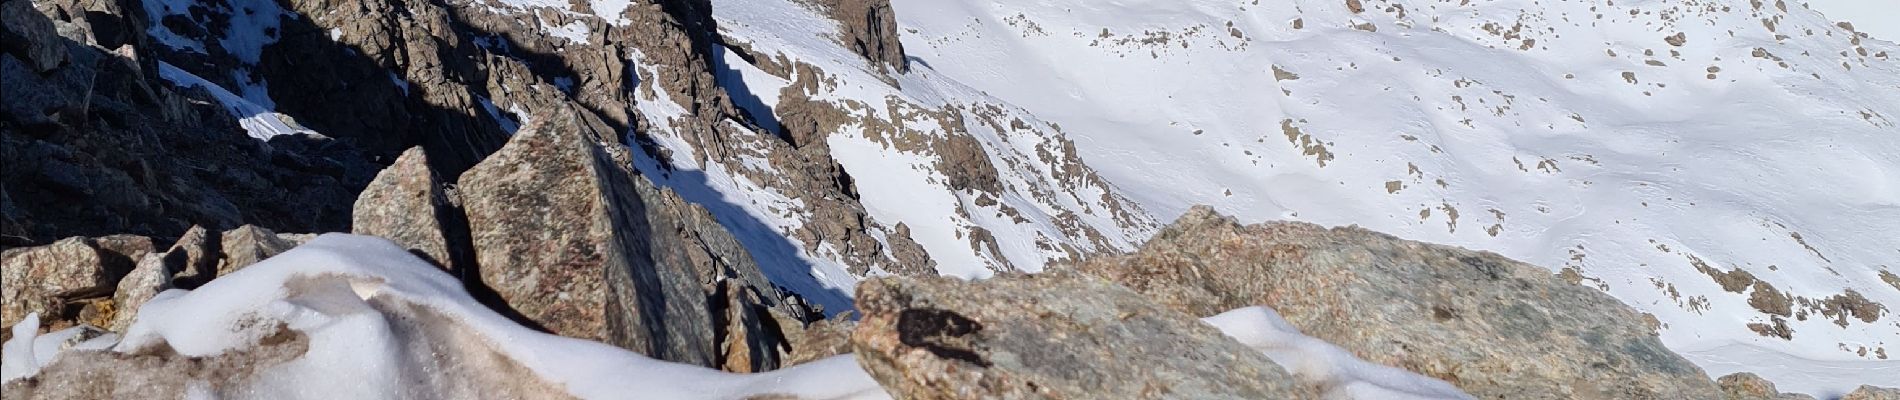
[459,108,661,353]
[458,108,811,371]
[1,235,148,331]
[850,270,1309,399]
[1072,206,1721,399]
[1716,373,1816,400]
[352,147,461,271]
[216,225,313,276]
[1844,386,1900,400]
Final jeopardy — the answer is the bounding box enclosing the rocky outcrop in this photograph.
[808,0,908,73]
[456,107,813,371]
[1,235,149,332]
[0,0,373,246]
[1717,373,1817,400]
[850,270,1308,399]
[1844,386,1900,400]
[352,147,461,271]
[1071,206,1722,399]
[458,107,671,354]
[217,225,313,276]
[0,222,325,336]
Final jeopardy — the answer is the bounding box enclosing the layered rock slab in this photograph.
[1072,206,1721,399]
[850,270,1309,399]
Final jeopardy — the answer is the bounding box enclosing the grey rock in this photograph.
[1716,373,1816,400]
[458,107,714,365]
[108,253,170,332]
[1071,205,1722,400]
[164,226,220,288]
[352,147,459,271]
[216,225,310,276]
[849,270,1309,399]
[1844,386,1900,400]
[1,237,131,331]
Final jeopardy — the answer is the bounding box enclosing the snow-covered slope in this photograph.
[116,0,1896,394]
[869,0,1899,396]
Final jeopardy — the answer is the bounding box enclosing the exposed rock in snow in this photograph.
[1718,372,1818,400]
[1843,386,1900,400]
[1072,206,1723,399]
[107,254,170,332]
[217,225,313,276]
[0,235,889,400]
[806,0,908,73]
[849,270,1311,399]
[1,237,133,332]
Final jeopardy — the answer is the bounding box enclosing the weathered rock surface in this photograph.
[458,107,813,371]
[0,1,373,247]
[809,0,908,73]
[850,270,1308,399]
[108,254,170,332]
[1844,386,1900,400]
[1072,205,1722,399]
[1,236,147,332]
[459,107,659,352]
[352,147,461,271]
[1717,373,1817,400]
[217,225,313,276]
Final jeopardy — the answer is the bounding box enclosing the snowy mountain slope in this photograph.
[882,0,1900,395]
[114,0,1897,393]
[652,0,1162,283]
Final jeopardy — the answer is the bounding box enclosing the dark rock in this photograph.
[850,270,1308,399]
[810,0,908,73]
[1072,205,1722,399]
[0,0,68,73]
[0,4,373,247]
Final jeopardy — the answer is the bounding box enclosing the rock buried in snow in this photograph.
[849,270,1309,399]
[1072,205,1721,399]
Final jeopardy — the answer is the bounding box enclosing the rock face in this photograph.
[850,270,1308,399]
[0,0,373,247]
[352,147,461,271]
[1072,206,1722,399]
[459,107,668,354]
[811,0,908,73]
[1717,373,1817,400]
[456,107,811,371]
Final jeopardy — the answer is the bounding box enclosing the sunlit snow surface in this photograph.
[874,0,1900,395]
[1,236,1463,399]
